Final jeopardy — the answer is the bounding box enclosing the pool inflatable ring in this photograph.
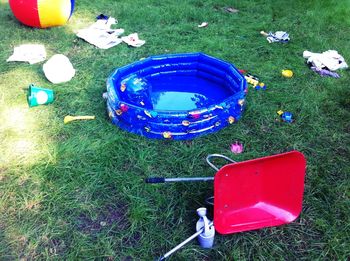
[9,0,75,28]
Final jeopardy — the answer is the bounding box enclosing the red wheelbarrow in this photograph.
[146,150,306,259]
[211,150,306,234]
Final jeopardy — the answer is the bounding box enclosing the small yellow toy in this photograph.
[244,73,259,87]
[64,115,95,124]
[282,69,293,78]
[244,73,266,90]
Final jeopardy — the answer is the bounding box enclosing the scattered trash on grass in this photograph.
[282,69,293,78]
[277,110,294,123]
[7,44,46,64]
[260,31,290,43]
[303,50,348,77]
[223,7,239,13]
[310,67,340,78]
[122,33,145,47]
[303,50,348,71]
[76,15,124,49]
[96,14,109,21]
[64,115,96,124]
[77,14,146,49]
[198,22,208,28]
[27,84,54,107]
[43,54,75,84]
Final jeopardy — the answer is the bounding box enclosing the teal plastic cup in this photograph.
[27,84,54,107]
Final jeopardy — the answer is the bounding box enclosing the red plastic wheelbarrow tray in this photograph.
[213,150,306,234]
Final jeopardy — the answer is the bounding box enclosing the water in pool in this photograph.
[149,75,233,111]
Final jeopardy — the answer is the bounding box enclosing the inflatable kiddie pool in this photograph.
[106,53,247,140]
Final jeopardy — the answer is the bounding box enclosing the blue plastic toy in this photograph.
[106,53,247,140]
[254,82,266,90]
[277,110,294,123]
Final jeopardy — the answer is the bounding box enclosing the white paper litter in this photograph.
[91,17,118,30]
[303,50,348,71]
[121,33,145,48]
[198,22,208,28]
[76,17,125,49]
[43,54,75,84]
[266,31,289,43]
[7,44,46,64]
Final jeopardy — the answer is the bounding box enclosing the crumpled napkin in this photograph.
[7,44,46,64]
[122,33,146,48]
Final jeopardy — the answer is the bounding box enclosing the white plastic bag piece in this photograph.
[90,17,117,30]
[43,54,75,84]
[121,33,146,48]
[198,22,208,28]
[76,17,125,49]
[7,44,46,64]
[303,50,348,71]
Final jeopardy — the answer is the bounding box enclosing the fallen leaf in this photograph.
[25,200,40,210]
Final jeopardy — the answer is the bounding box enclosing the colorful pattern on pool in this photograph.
[106,53,247,140]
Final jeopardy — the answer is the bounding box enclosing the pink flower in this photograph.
[230,141,243,154]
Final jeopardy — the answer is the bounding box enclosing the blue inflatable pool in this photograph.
[106,53,247,140]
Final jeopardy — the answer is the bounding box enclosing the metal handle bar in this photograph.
[145,177,214,183]
[206,154,236,171]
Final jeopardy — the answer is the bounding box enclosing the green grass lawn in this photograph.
[1,0,349,260]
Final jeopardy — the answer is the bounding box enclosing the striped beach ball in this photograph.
[9,0,75,28]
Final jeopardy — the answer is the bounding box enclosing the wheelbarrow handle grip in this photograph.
[145,177,165,183]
